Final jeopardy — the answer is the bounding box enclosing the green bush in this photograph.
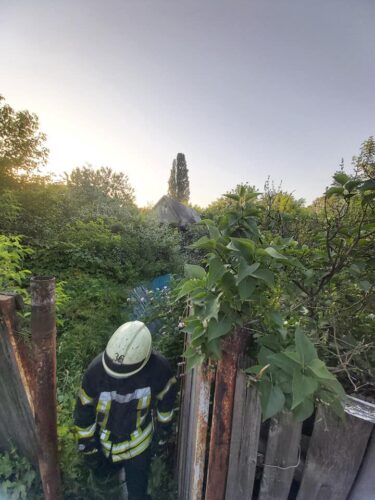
[0,234,32,297]
[0,448,42,500]
[177,186,347,421]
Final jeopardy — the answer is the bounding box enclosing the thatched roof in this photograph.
[153,196,201,225]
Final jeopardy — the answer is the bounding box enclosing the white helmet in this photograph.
[102,321,152,378]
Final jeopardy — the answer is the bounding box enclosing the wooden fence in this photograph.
[0,294,38,464]
[0,279,61,500]
[177,348,375,500]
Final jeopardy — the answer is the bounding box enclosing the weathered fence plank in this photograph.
[177,363,195,500]
[205,330,247,500]
[186,366,199,500]
[296,406,373,500]
[348,428,375,500]
[190,362,214,500]
[0,295,38,463]
[176,363,187,495]
[258,411,302,500]
[225,376,261,500]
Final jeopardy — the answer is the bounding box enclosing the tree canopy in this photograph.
[0,95,49,183]
[168,158,177,199]
[65,165,135,206]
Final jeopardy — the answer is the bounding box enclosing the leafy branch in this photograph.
[176,187,346,421]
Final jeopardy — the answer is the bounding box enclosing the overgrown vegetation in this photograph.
[0,94,374,497]
[177,145,374,420]
[0,448,42,500]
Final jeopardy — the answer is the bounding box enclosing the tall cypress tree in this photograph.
[167,154,190,203]
[168,158,177,198]
[175,153,190,203]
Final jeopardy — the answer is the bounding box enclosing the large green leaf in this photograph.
[229,237,256,252]
[187,352,205,370]
[244,219,260,238]
[318,390,345,418]
[326,186,344,197]
[251,268,275,286]
[264,247,288,260]
[277,371,293,394]
[237,259,260,284]
[261,334,282,352]
[201,294,221,322]
[255,248,268,257]
[208,225,221,240]
[190,290,208,303]
[345,179,362,192]
[244,364,263,375]
[220,271,237,296]
[320,378,346,399]
[189,236,217,250]
[183,346,205,370]
[207,257,226,288]
[267,352,301,375]
[333,172,350,185]
[226,241,241,252]
[183,319,202,335]
[176,279,204,300]
[259,380,286,420]
[224,193,240,201]
[192,324,205,342]
[269,311,283,328]
[206,337,222,359]
[307,358,335,380]
[258,346,274,366]
[207,317,232,341]
[292,398,315,421]
[184,263,206,279]
[184,345,199,358]
[283,351,302,363]
[238,276,256,299]
[295,327,318,365]
[360,179,375,191]
[291,370,318,409]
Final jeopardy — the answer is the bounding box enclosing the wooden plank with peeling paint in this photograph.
[258,411,302,500]
[349,428,375,500]
[225,374,261,500]
[186,367,199,500]
[177,363,194,500]
[296,406,373,500]
[190,362,213,500]
[0,295,38,464]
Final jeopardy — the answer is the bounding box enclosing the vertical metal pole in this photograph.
[31,276,61,500]
[205,329,247,500]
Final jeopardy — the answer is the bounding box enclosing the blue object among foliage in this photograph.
[129,274,172,334]
[150,274,171,291]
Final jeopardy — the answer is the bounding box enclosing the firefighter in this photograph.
[74,320,177,500]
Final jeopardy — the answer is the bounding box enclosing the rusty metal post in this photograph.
[190,361,215,500]
[31,276,61,500]
[205,329,247,500]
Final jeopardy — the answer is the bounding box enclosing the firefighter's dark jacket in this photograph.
[74,351,177,462]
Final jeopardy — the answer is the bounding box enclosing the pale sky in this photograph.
[1,0,374,207]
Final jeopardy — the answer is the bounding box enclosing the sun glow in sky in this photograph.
[1,0,374,207]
